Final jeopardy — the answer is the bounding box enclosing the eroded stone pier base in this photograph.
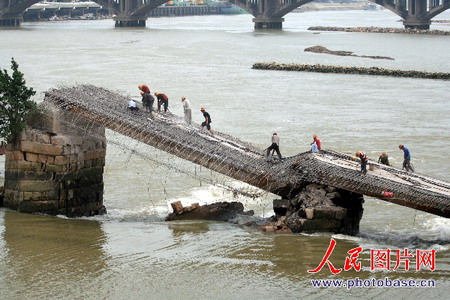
[264,183,364,235]
[3,104,106,216]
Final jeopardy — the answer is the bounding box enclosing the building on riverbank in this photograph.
[22,0,248,22]
[22,0,374,22]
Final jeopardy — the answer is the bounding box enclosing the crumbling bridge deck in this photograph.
[43,85,450,218]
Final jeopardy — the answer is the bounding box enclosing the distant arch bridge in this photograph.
[1,0,449,29]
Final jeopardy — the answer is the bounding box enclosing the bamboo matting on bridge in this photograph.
[43,85,450,218]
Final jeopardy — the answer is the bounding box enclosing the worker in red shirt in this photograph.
[155,92,169,113]
[311,134,321,151]
[356,151,368,174]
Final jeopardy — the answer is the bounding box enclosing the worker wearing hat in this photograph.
[378,152,390,166]
[311,134,321,151]
[155,92,169,113]
[138,85,153,113]
[355,151,368,174]
[200,107,213,135]
[181,97,192,125]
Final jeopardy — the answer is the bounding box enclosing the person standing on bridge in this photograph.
[355,151,368,174]
[266,133,282,160]
[182,97,192,125]
[311,134,322,151]
[155,92,169,113]
[378,152,390,166]
[139,85,154,113]
[200,107,214,135]
[399,145,414,172]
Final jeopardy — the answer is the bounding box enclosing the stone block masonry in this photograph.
[3,104,106,217]
[264,183,364,235]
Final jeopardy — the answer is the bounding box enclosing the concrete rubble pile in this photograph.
[263,183,364,235]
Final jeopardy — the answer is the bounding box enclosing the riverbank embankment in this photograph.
[308,26,450,35]
[252,62,450,80]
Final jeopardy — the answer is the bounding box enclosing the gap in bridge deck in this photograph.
[102,130,273,216]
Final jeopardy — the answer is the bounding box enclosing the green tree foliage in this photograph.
[0,58,37,143]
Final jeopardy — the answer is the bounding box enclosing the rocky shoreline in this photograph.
[304,45,394,60]
[308,26,450,35]
[252,62,450,80]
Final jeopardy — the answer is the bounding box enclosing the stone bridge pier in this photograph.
[2,104,106,217]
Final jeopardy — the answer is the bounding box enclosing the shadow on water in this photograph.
[167,220,211,237]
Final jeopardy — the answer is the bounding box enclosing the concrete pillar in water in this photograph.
[3,104,106,217]
[253,18,284,30]
[0,17,22,27]
[114,15,146,27]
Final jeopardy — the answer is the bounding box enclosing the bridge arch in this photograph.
[1,0,450,29]
[0,0,120,26]
[372,0,450,29]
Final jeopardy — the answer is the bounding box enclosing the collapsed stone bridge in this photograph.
[2,85,450,234]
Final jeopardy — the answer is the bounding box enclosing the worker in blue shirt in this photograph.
[399,144,414,172]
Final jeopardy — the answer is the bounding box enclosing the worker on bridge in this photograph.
[127,99,139,112]
[155,92,169,113]
[138,85,154,113]
[355,151,368,174]
[267,133,282,160]
[182,97,192,125]
[378,152,390,166]
[399,145,414,172]
[200,107,214,135]
[311,134,322,151]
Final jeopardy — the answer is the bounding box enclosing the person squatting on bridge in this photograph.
[200,107,214,135]
[139,85,154,113]
[399,144,414,172]
[127,99,139,112]
[311,134,321,152]
[378,152,390,166]
[356,151,368,174]
[182,97,192,125]
[155,92,169,113]
[311,140,319,153]
[267,133,282,160]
